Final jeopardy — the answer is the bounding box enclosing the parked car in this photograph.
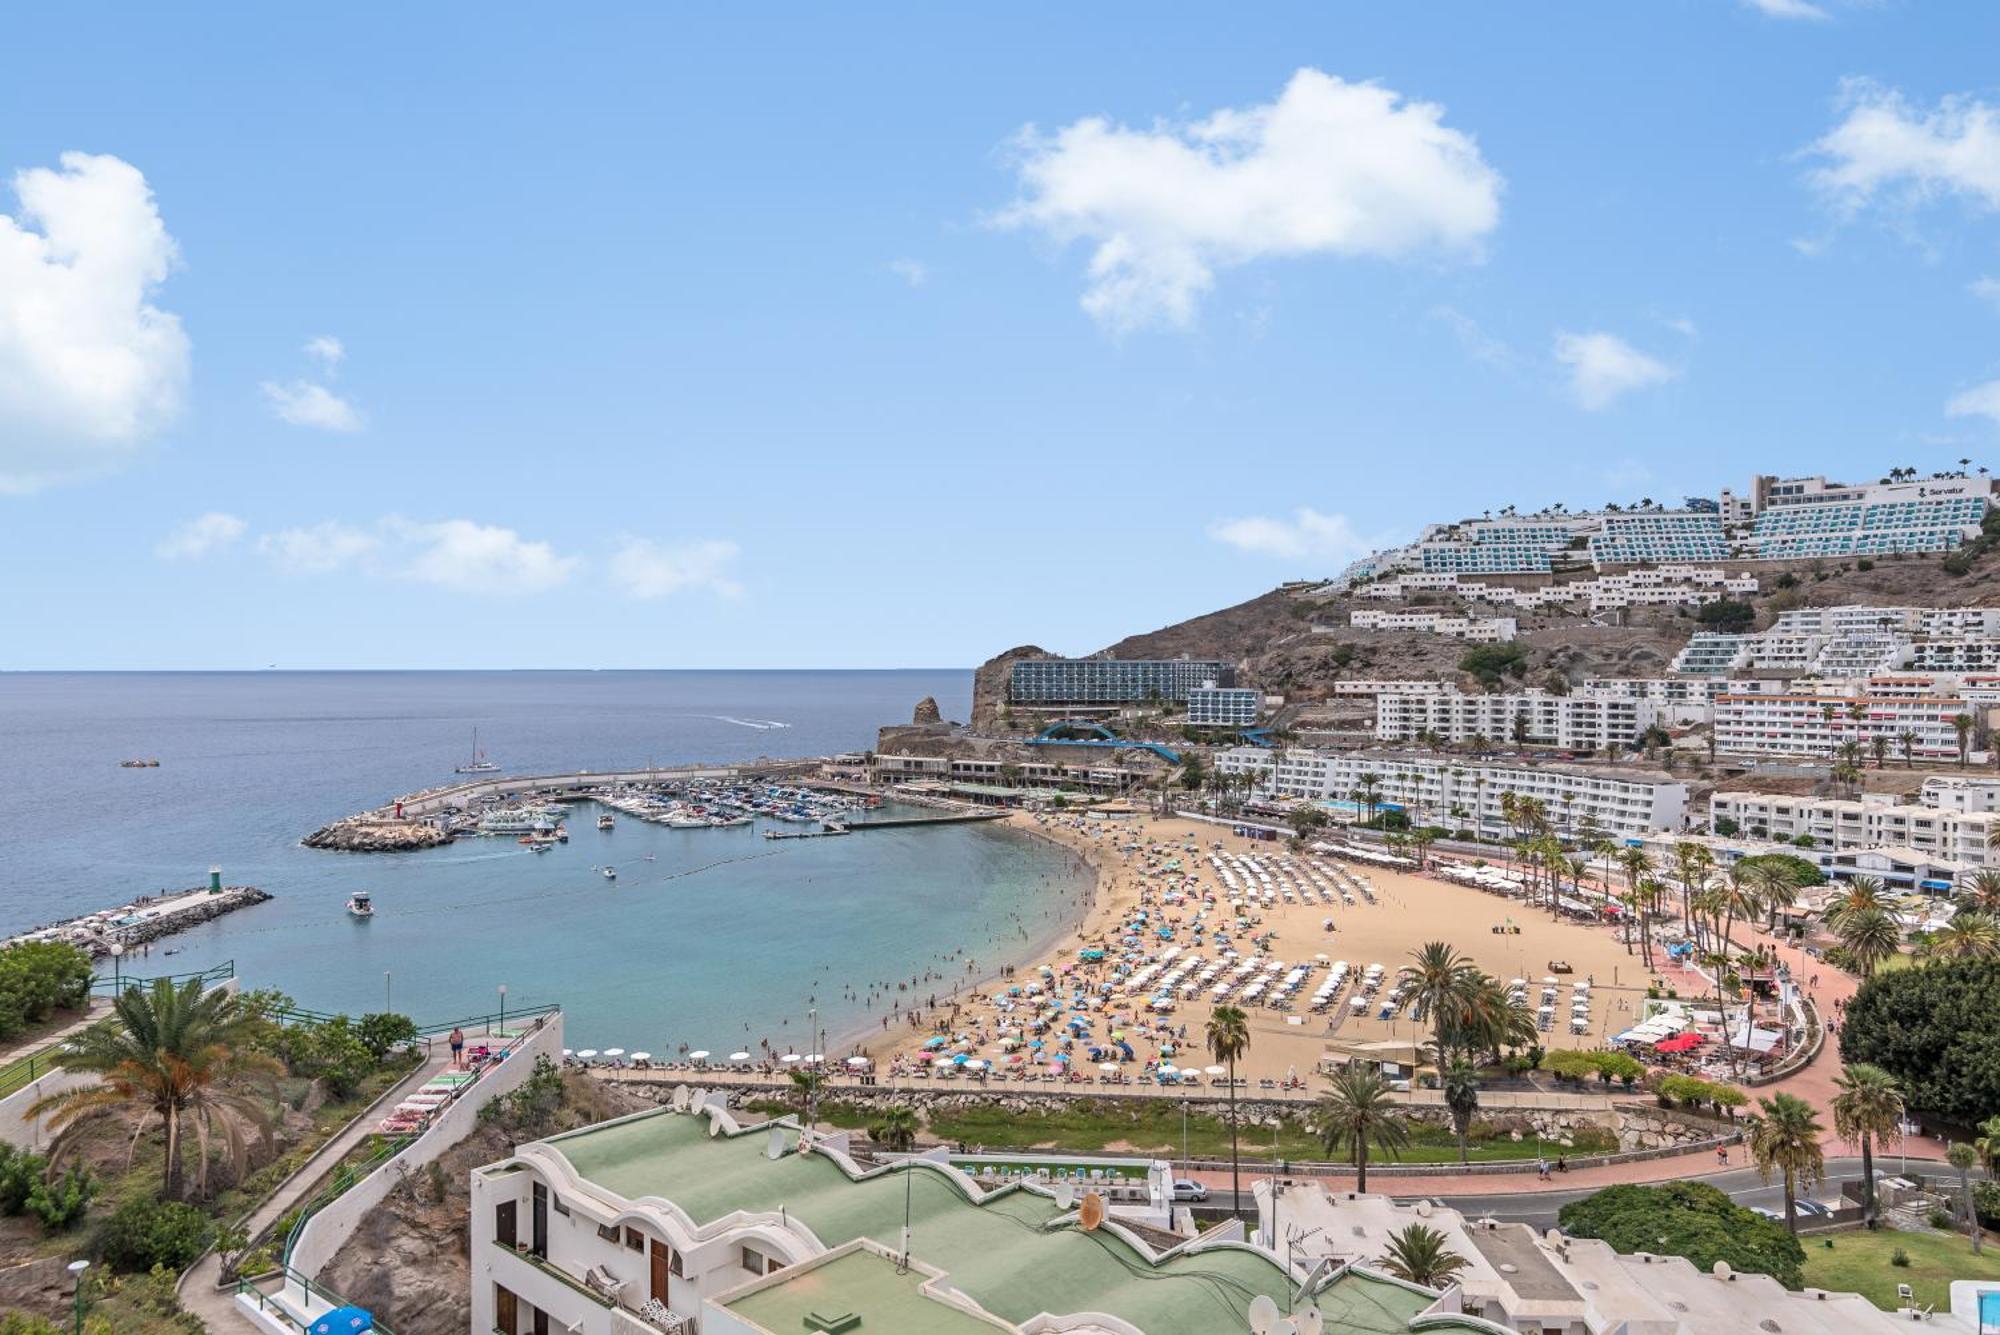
[1171,1180,1210,1203]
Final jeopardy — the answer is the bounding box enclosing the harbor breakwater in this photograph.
[7,885,272,958]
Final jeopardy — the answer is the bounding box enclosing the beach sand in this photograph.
[876,811,1663,1085]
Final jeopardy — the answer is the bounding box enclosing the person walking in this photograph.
[449,1026,465,1068]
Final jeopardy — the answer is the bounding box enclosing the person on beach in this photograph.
[448,1026,465,1067]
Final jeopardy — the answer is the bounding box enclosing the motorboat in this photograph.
[602,867,617,881]
[529,841,552,854]
[346,892,375,919]
[597,813,615,831]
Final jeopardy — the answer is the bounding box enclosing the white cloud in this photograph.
[1744,0,1829,20]
[1206,507,1392,564]
[887,258,929,287]
[997,68,1502,332]
[1946,379,2000,424]
[1805,80,2000,216]
[262,380,363,433]
[258,521,378,574]
[384,518,579,593]
[1430,305,1514,367]
[0,152,189,493]
[609,537,743,599]
[156,512,247,560]
[1971,276,2000,311]
[304,335,345,369]
[1553,330,1678,410]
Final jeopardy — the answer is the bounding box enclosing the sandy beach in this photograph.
[870,810,1666,1087]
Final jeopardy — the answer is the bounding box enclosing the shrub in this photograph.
[1697,600,1757,634]
[97,1198,215,1272]
[1840,959,2000,1124]
[0,942,93,1040]
[26,1162,93,1231]
[355,1012,419,1062]
[1891,1247,1911,1267]
[1735,853,1825,887]
[1558,1182,1805,1288]
[0,1144,46,1215]
[1458,643,1530,686]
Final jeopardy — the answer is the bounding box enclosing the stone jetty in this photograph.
[303,819,454,852]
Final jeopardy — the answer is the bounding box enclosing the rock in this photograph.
[913,696,943,726]
[304,819,453,853]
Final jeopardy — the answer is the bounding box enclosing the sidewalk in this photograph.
[1188,1143,1740,1197]
[177,1048,456,1333]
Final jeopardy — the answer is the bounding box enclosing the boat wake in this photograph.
[711,716,791,730]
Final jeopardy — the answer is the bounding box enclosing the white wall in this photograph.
[0,1069,95,1152]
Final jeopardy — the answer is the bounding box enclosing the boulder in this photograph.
[913,696,943,726]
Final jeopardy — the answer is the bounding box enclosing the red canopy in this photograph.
[1653,1032,1703,1054]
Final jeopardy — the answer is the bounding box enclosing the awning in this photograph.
[1653,1032,1703,1054]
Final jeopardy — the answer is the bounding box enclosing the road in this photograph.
[1194,1157,1928,1229]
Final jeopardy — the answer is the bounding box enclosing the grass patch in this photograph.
[745,1097,1615,1163]
[1801,1228,2000,1311]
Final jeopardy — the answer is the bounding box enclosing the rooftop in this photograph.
[721,1244,1005,1334]
[542,1109,1444,1335]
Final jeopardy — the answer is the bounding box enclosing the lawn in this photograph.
[743,1097,1616,1164]
[1801,1228,2000,1312]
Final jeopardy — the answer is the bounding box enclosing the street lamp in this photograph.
[385,970,392,1014]
[67,1259,89,1335]
[109,943,123,995]
[497,984,507,1037]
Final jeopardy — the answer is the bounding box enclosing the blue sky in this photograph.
[7,2,2000,670]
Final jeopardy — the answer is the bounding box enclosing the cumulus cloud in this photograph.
[1805,80,2000,217]
[262,380,363,432]
[258,521,379,574]
[0,152,189,493]
[887,258,929,287]
[383,518,579,593]
[1431,305,1515,367]
[1206,508,1393,564]
[304,335,345,369]
[157,512,247,560]
[996,68,1502,332]
[610,537,743,599]
[1553,330,1678,410]
[1744,0,1829,19]
[1946,379,2000,424]
[1971,276,2000,311]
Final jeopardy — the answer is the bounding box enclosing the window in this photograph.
[552,1194,569,1216]
[742,1244,783,1275]
[597,1223,620,1243]
[625,1226,645,1252]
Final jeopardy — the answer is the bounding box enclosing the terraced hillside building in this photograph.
[1007,657,1233,711]
[470,1102,1493,1335]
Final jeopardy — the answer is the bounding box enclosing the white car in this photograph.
[1171,1180,1210,1203]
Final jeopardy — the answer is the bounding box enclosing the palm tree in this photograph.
[1206,1005,1250,1221]
[1899,729,1918,768]
[1409,942,1477,1061]
[1949,1143,1984,1255]
[789,1067,826,1124]
[1441,1060,1480,1166]
[1316,1066,1410,1193]
[1377,1222,1469,1288]
[1747,1092,1826,1235]
[869,1104,919,1152]
[1917,913,2000,962]
[1954,714,1975,769]
[1831,1063,1903,1228]
[1826,876,1887,931]
[32,977,279,1200]
[1870,734,1890,769]
[1836,907,1902,978]
[1960,869,2000,918]
[1974,1115,2000,1179]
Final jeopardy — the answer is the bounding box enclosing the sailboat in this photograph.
[455,727,500,774]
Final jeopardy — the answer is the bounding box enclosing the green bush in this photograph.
[1735,853,1825,887]
[1840,959,2000,1124]
[0,1144,47,1215]
[355,1012,419,1062]
[1558,1182,1805,1288]
[0,942,93,1040]
[97,1198,215,1273]
[26,1162,93,1231]
[1891,1247,1911,1267]
[1697,600,1757,634]
[1458,643,1530,686]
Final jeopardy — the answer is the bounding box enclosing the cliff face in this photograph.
[970,644,1048,731]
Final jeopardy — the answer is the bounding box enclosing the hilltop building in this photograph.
[1373,686,1657,751]
[1007,657,1233,709]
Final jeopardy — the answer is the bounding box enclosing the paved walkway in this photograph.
[178,1049,456,1333]
[0,999,109,1069]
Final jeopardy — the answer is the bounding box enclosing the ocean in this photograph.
[0,671,1094,1053]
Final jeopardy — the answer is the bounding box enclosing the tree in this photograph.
[1830,1063,1903,1227]
[31,977,279,1200]
[1409,942,1478,1063]
[1289,806,1330,840]
[788,1067,825,1124]
[869,1104,918,1152]
[1206,1005,1250,1222]
[1747,1093,1826,1235]
[1899,729,1918,768]
[1377,1222,1468,1288]
[1949,1142,1983,1255]
[1960,869,2000,918]
[1316,1066,1410,1193]
[1441,1060,1480,1166]
[1917,913,2000,963]
[355,1012,419,1062]
[1557,1182,1805,1288]
[1955,713,1975,769]
[1836,907,1902,979]
[1841,960,2000,1124]
[1697,600,1756,633]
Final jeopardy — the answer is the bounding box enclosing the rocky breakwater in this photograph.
[303,818,454,852]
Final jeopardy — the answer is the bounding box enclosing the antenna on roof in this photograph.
[897,1158,916,1277]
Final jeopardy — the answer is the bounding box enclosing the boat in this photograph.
[119,758,161,768]
[455,728,500,774]
[554,825,569,842]
[602,867,617,881]
[597,813,615,831]
[346,892,375,919]
[529,841,552,854]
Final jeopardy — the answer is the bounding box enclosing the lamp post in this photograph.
[109,943,123,996]
[497,984,507,1038]
[67,1259,89,1335]
[385,970,392,1014]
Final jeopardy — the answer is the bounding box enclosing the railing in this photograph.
[90,958,236,996]
[499,1243,614,1308]
[0,1044,68,1101]
[416,1001,560,1037]
[234,1264,397,1335]
[279,1130,413,1265]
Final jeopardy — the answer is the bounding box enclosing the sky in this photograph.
[8,2,2000,670]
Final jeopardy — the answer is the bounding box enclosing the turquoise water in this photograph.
[0,672,1095,1052]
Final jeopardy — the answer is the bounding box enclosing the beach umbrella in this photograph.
[1205,1065,1226,1076]
[781,1053,802,1063]
[562,1049,573,1058]
[687,1050,708,1061]
[965,1059,987,1071]
[1099,1062,1119,1073]
[576,1049,598,1061]
[846,1056,870,1068]
[630,1052,651,1063]
[730,1051,751,1062]
[603,1048,626,1058]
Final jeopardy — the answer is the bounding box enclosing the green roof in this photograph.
[723,1246,1000,1334]
[544,1110,1433,1335]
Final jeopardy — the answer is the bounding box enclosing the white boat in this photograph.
[597,813,615,830]
[602,867,617,881]
[455,728,500,774]
[529,841,552,854]
[346,892,375,918]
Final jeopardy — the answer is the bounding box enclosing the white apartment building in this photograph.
[1745,473,1991,560]
[1354,565,1758,612]
[1214,745,1688,837]
[1185,683,1260,728]
[1921,776,2000,813]
[1587,510,1730,566]
[1374,687,1657,751]
[1709,789,1999,872]
[1347,610,1518,641]
[1328,678,1446,697]
[1711,690,1972,760]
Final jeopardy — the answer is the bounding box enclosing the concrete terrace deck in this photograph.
[543,1108,1442,1335]
[722,1247,1005,1334]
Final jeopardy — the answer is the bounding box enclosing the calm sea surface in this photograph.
[0,672,1093,1052]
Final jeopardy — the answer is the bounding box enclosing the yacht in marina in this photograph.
[455,727,500,774]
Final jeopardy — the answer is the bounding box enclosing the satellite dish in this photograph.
[1053,1181,1075,1210]
[1545,1228,1565,1247]
[1295,1306,1323,1335]
[708,1119,722,1139]
[1248,1295,1281,1334]
[1079,1191,1106,1233]
[1415,1199,1432,1217]
[1272,1321,1298,1335]
[1712,1260,1733,1280]
[766,1127,786,1160]
[670,1084,690,1111]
